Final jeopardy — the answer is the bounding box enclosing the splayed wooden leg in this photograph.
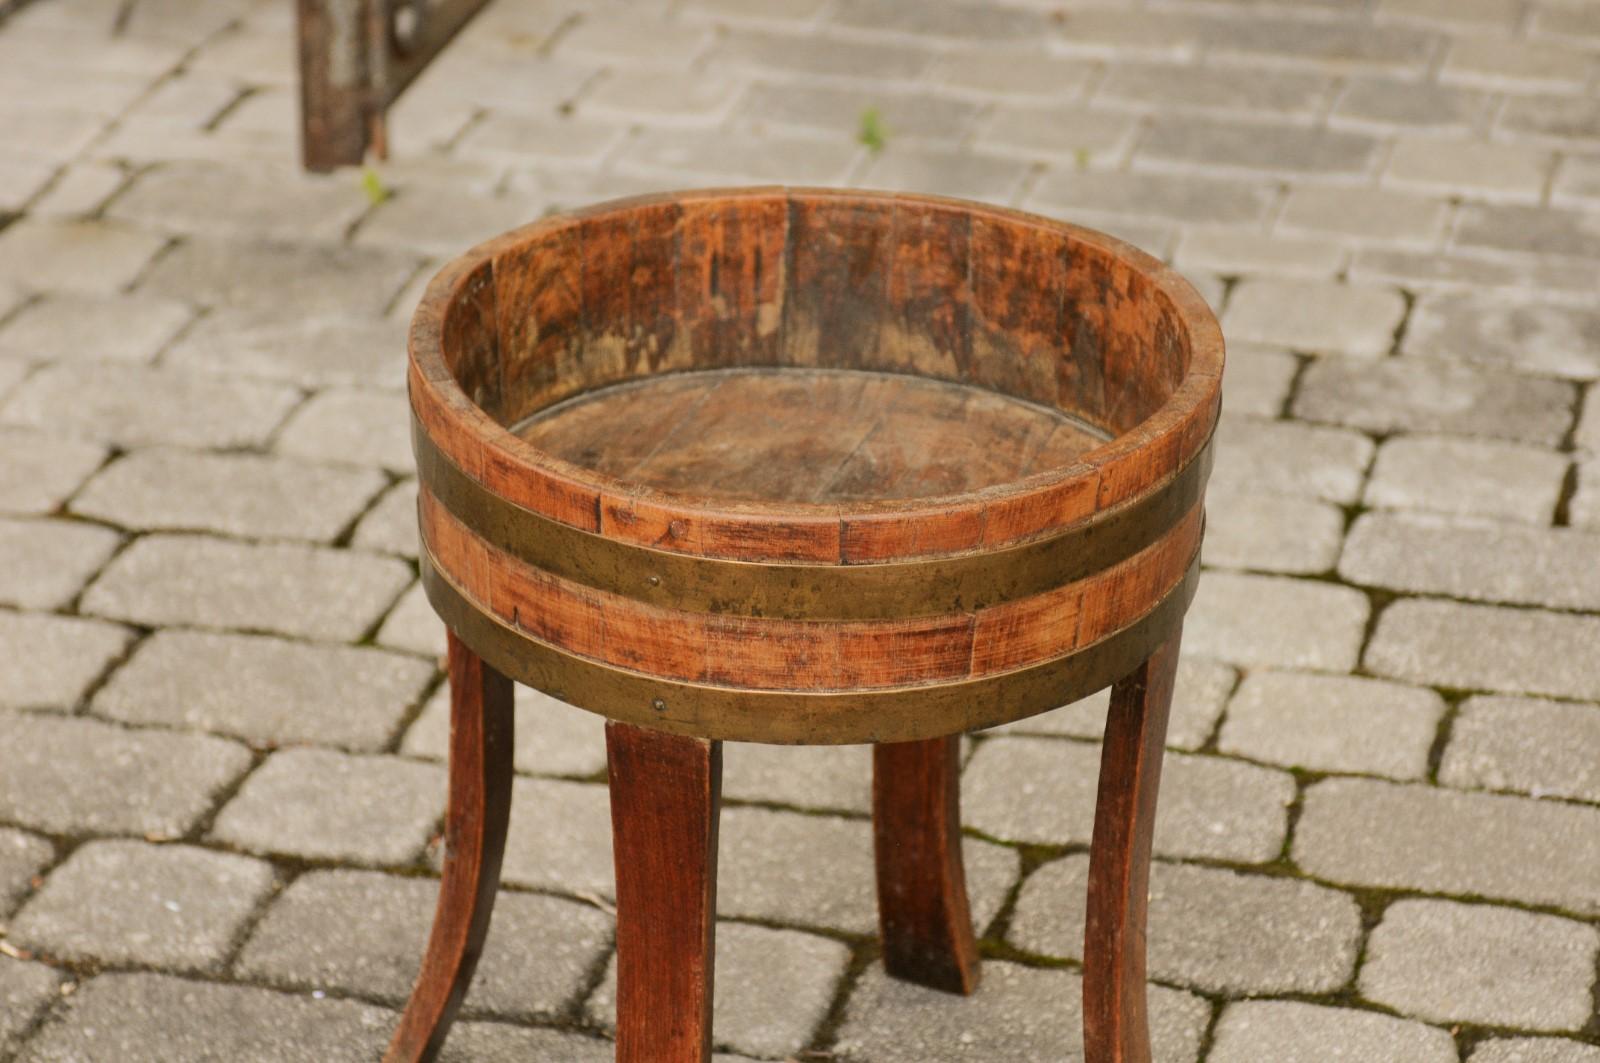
[873,735,980,995]
[607,721,723,1063]
[386,631,514,1063]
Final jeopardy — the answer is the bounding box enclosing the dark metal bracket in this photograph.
[296,0,490,172]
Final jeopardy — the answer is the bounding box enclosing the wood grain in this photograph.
[386,632,514,1063]
[1082,632,1182,1063]
[608,721,723,1063]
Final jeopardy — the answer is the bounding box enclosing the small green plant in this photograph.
[1074,147,1092,171]
[858,107,889,153]
[360,166,391,206]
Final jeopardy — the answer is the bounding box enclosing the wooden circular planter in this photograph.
[393,188,1223,1063]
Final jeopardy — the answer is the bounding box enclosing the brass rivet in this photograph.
[650,697,667,712]
[647,575,660,587]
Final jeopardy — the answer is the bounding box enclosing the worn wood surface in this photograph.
[607,722,723,1063]
[1082,632,1182,1063]
[385,632,514,1063]
[873,736,980,995]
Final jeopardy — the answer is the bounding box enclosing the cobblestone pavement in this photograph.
[2,0,1600,1059]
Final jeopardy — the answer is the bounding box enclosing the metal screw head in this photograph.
[651,697,667,712]
[647,575,660,587]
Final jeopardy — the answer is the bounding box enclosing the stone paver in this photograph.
[586,921,851,1058]
[5,0,1600,1055]
[1183,571,1370,673]
[18,973,392,1063]
[0,710,250,837]
[1361,899,1599,1031]
[1208,1000,1456,1063]
[1440,695,1600,803]
[236,870,610,1019]
[1219,671,1445,780]
[964,737,1294,863]
[1011,856,1361,995]
[1364,436,1568,524]
[0,958,62,1056]
[0,611,129,710]
[1367,598,1600,702]
[72,449,386,542]
[1295,777,1600,914]
[95,629,434,752]
[82,534,412,641]
[0,517,120,609]
[210,748,446,866]
[834,962,1209,1063]
[9,840,274,972]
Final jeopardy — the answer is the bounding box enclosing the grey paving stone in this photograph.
[1295,777,1600,914]
[1216,344,1298,417]
[0,611,130,710]
[1380,0,1519,30]
[1342,511,1600,610]
[857,145,1031,203]
[0,517,119,609]
[139,236,419,319]
[274,388,414,471]
[992,656,1235,751]
[963,737,1293,862]
[0,711,250,837]
[1175,229,1344,281]
[95,629,434,752]
[1184,571,1370,673]
[586,921,851,1058]
[437,1024,617,1063]
[1208,999,1457,1063]
[708,26,933,82]
[17,972,392,1063]
[1454,204,1600,263]
[831,0,1046,39]
[1361,899,1598,1031]
[498,777,614,897]
[236,870,610,1018]
[0,427,108,515]
[1333,77,1488,137]
[1471,1040,1600,1063]
[73,449,385,542]
[0,219,168,295]
[1367,598,1600,702]
[1499,93,1600,145]
[722,741,872,813]
[1406,292,1600,379]
[1029,169,1274,227]
[1295,356,1575,445]
[164,313,410,391]
[1224,279,1405,356]
[1442,36,1594,94]
[0,828,53,916]
[1387,136,1552,205]
[82,534,412,641]
[1,363,301,449]
[1136,116,1382,181]
[1440,695,1600,803]
[1209,416,1374,504]
[578,69,744,127]
[1011,856,1360,994]
[375,581,446,658]
[732,82,982,145]
[833,961,1209,1063]
[354,189,553,258]
[404,684,608,778]
[925,48,1094,99]
[1278,184,1450,245]
[976,104,1139,167]
[617,127,861,185]
[1364,436,1567,524]
[719,807,1017,935]
[1218,670,1444,780]
[0,292,191,364]
[108,162,370,243]
[0,957,63,1055]
[1096,61,1330,121]
[210,748,446,866]
[1203,490,1345,574]
[352,480,418,559]
[1196,13,1439,73]
[10,840,273,972]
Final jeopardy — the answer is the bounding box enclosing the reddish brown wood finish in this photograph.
[1082,631,1182,1063]
[386,632,514,1063]
[607,722,723,1063]
[873,736,980,995]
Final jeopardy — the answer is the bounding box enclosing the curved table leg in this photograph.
[1083,630,1182,1063]
[386,631,515,1063]
[607,721,723,1063]
[873,736,980,995]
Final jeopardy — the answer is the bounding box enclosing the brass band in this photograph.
[420,538,1200,745]
[414,417,1212,622]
